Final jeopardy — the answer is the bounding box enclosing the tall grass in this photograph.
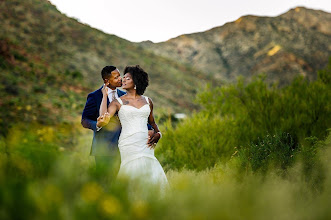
[0,125,330,219]
[1,61,330,219]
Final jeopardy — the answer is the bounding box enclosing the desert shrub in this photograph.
[299,133,330,192]
[237,132,299,175]
[158,62,331,171]
[157,115,238,171]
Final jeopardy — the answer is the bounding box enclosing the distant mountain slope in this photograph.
[0,0,218,135]
[140,7,331,85]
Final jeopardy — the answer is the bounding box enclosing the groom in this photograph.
[82,66,154,176]
[81,66,124,174]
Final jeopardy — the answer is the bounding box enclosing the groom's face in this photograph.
[105,69,122,88]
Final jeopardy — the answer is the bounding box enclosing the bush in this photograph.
[157,62,331,171]
[157,115,238,171]
[299,133,330,192]
[237,132,299,175]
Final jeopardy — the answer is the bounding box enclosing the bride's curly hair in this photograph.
[123,65,149,95]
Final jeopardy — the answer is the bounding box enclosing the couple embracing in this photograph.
[81,65,168,195]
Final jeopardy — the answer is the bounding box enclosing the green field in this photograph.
[1,62,330,219]
[1,1,330,218]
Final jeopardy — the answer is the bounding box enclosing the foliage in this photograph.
[299,133,330,192]
[237,132,299,175]
[157,115,237,171]
[157,61,331,171]
[0,127,330,219]
[1,1,330,218]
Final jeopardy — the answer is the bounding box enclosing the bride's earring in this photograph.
[134,85,136,90]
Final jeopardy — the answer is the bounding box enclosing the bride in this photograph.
[98,65,169,195]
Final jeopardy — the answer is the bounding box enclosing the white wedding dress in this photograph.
[115,96,169,195]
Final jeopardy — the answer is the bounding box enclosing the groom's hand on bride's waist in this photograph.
[147,130,154,147]
[148,130,154,139]
[147,132,161,149]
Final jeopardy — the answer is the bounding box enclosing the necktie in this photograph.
[111,90,116,101]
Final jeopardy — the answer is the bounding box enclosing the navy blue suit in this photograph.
[81,86,126,156]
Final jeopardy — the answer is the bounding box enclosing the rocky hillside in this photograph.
[0,0,217,135]
[1,1,330,137]
[140,7,331,85]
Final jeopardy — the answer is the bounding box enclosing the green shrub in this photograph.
[158,62,331,171]
[237,132,299,175]
[157,115,238,171]
[299,133,330,192]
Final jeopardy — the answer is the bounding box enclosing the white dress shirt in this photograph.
[107,88,118,102]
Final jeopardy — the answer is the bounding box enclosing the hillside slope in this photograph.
[140,7,331,85]
[0,0,217,135]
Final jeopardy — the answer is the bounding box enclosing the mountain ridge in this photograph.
[140,7,331,43]
[1,1,330,136]
[139,6,331,85]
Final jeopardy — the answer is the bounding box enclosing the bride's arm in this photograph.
[99,84,108,116]
[106,100,119,117]
[147,98,161,148]
[97,84,119,127]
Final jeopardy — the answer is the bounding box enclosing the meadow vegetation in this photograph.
[0,62,330,219]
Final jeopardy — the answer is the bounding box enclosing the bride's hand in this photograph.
[102,83,109,96]
[97,112,111,127]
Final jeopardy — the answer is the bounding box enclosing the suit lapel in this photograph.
[117,89,126,97]
[98,87,125,109]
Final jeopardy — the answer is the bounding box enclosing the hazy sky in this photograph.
[49,0,331,43]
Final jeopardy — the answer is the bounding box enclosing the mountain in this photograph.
[140,7,331,85]
[0,0,217,135]
[1,1,330,137]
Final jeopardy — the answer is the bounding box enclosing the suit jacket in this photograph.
[81,86,126,156]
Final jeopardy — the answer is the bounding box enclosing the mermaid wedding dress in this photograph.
[115,96,168,195]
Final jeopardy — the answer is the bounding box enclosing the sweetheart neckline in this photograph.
[119,104,149,110]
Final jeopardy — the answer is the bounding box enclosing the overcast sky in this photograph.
[49,0,331,43]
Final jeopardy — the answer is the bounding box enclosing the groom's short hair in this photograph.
[101,66,117,79]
